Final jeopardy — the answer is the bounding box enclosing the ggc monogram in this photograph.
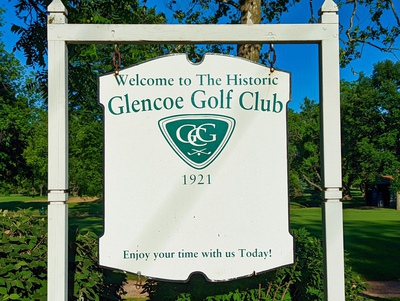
[176,124,217,147]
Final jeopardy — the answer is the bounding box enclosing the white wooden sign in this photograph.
[99,54,293,281]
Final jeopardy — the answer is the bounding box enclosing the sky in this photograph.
[1,0,399,111]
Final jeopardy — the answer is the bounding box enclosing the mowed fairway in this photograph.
[291,205,400,281]
[343,208,400,281]
[1,195,400,282]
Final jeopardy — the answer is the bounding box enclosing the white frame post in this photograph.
[47,1,69,301]
[320,1,345,300]
[319,1,345,300]
[47,0,344,300]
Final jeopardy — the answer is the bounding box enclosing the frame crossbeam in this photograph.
[47,23,337,44]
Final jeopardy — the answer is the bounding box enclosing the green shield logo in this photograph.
[159,114,236,169]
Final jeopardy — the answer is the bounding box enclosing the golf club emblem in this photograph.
[159,114,235,169]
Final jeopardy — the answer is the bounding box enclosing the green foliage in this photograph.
[11,0,168,70]
[0,209,126,300]
[2,0,170,197]
[341,60,400,194]
[64,0,168,196]
[69,229,127,300]
[143,273,292,301]
[73,1,169,196]
[5,0,400,197]
[0,210,47,300]
[165,0,399,66]
[338,0,400,67]
[69,115,103,196]
[143,228,366,301]
[0,41,32,194]
[288,99,321,194]
[22,108,48,196]
[291,228,365,301]
[0,8,47,195]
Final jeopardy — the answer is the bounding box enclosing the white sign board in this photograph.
[99,54,293,281]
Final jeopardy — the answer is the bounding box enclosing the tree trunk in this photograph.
[397,191,400,211]
[39,184,44,197]
[237,0,261,62]
[302,173,323,192]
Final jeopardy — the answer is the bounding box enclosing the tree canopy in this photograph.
[1,1,170,196]
[0,8,39,194]
[1,0,399,199]
[341,60,400,195]
[7,0,400,68]
[288,98,322,197]
[164,0,399,66]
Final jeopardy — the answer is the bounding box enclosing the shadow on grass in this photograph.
[290,201,400,281]
[2,192,399,283]
[343,210,400,281]
[342,190,372,209]
[291,190,322,208]
[69,198,104,217]
[290,207,322,238]
[292,189,377,209]
[69,216,104,236]
[363,296,400,301]
[0,199,47,213]
[0,197,105,236]
[69,199,104,236]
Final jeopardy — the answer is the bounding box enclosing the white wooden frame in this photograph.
[47,0,344,300]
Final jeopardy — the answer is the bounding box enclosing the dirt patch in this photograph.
[364,281,400,299]
[66,196,100,203]
[123,280,148,299]
[25,196,100,203]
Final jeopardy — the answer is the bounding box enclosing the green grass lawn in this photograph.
[290,203,400,281]
[1,193,400,296]
[343,208,400,281]
[68,200,104,235]
[0,194,47,212]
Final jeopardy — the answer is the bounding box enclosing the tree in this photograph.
[339,0,400,67]
[288,98,322,194]
[0,209,127,300]
[8,0,400,196]
[287,109,304,198]
[66,1,168,196]
[69,112,103,196]
[23,107,48,196]
[236,0,261,61]
[341,60,400,196]
[0,10,34,194]
[165,0,400,66]
[7,0,169,196]
[12,0,399,67]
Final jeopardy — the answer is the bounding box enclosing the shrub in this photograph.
[289,228,366,301]
[143,228,366,301]
[0,209,126,301]
[143,272,293,301]
[0,209,366,301]
[68,229,127,300]
[0,209,47,300]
